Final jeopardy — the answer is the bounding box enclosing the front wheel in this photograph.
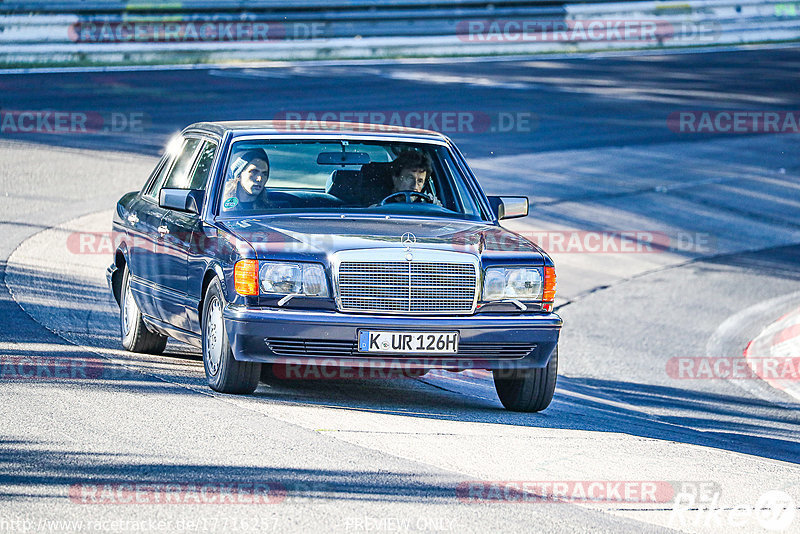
[120,265,167,355]
[493,347,558,412]
[202,278,260,394]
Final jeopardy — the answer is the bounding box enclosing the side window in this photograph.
[143,155,173,198]
[186,141,218,190]
[161,138,202,191]
[143,138,200,199]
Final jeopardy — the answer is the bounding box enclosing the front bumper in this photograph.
[223,306,561,370]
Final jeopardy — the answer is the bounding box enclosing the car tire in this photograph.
[493,347,558,412]
[202,278,260,394]
[120,265,167,355]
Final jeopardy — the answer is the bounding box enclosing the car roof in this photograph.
[184,120,451,143]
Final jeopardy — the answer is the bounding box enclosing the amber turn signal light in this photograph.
[234,259,259,296]
[543,266,556,302]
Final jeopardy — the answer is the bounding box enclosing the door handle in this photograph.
[157,225,169,237]
[127,213,139,225]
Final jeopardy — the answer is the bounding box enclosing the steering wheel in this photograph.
[379,191,435,205]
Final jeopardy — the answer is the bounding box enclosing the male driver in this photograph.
[390,150,433,194]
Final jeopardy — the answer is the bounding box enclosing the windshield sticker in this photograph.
[223,197,239,209]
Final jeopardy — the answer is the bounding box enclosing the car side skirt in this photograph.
[141,315,202,348]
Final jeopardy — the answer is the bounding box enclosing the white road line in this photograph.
[744,306,800,403]
[706,289,800,408]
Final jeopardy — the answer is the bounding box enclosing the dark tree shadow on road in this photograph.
[3,253,800,474]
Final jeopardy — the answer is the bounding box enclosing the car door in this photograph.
[146,136,203,324]
[126,153,174,321]
[158,138,218,332]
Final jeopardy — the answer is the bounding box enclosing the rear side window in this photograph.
[142,155,172,198]
[161,138,202,190]
[186,141,218,190]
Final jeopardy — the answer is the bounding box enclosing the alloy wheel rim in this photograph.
[205,296,223,375]
[122,279,135,336]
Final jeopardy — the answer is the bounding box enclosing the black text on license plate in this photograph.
[358,331,459,353]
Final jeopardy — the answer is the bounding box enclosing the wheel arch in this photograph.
[111,245,129,306]
[198,263,226,327]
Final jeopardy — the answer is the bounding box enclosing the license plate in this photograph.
[358,330,459,354]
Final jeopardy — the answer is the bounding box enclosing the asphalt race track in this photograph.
[1,47,799,533]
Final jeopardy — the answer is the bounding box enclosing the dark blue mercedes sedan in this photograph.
[107,121,561,411]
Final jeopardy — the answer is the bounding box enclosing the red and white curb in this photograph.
[744,306,800,403]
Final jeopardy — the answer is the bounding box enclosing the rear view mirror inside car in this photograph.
[316,151,371,165]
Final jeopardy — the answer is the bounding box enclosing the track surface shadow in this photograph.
[5,256,800,466]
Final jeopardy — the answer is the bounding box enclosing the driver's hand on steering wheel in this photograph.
[379,190,436,205]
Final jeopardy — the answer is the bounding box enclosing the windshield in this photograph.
[215,139,485,220]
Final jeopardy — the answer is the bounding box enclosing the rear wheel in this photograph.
[120,266,167,355]
[493,347,558,412]
[202,278,260,394]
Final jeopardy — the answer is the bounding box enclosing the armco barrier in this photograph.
[0,0,798,65]
[0,0,605,12]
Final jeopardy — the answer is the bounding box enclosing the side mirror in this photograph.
[487,196,528,220]
[159,188,204,214]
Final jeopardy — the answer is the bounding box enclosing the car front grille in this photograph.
[336,260,478,314]
[265,338,535,360]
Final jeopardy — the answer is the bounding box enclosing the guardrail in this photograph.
[0,0,618,13]
[0,0,798,66]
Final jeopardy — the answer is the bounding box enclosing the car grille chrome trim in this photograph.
[331,249,480,315]
[265,338,535,360]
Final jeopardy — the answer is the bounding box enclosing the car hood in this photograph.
[220,215,545,262]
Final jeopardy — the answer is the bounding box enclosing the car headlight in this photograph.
[259,262,329,297]
[482,267,543,301]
